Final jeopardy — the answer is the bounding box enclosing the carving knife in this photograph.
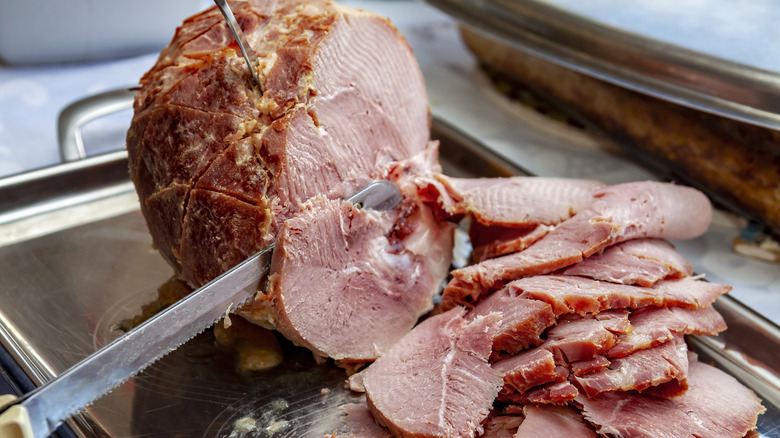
[0,180,402,438]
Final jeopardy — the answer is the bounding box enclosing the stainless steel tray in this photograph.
[424,0,780,132]
[0,96,778,436]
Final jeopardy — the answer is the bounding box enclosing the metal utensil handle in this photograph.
[57,87,137,163]
[214,0,263,92]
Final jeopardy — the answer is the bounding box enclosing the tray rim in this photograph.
[424,0,780,132]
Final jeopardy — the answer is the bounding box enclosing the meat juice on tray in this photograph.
[127,0,765,436]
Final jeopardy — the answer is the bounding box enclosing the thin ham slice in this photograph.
[504,275,729,316]
[469,222,554,263]
[438,176,602,226]
[608,305,727,358]
[514,405,598,438]
[562,238,692,286]
[544,310,632,362]
[570,355,611,376]
[467,290,556,356]
[578,358,765,437]
[575,335,689,398]
[494,348,558,395]
[435,176,602,262]
[501,380,579,405]
[363,308,503,438]
[493,311,628,396]
[480,415,523,438]
[442,181,712,309]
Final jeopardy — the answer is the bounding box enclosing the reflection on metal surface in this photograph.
[424,0,780,131]
[0,118,777,436]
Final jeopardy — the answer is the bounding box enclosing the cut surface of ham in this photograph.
[363,308,503,438]
[128,0,431,287]
[578,358,765,437]
[436,176,602,261]
[608,305,727,358]
[514,405,598,438]
[439,176,602,226]
[257,193,448,361]
[468,290,556,356]
[237,146,454,362]
[493,348,557,395]
[543,310,632,362]
[575,335,689,398]
[442,181,712,309]
[562,238,692,286]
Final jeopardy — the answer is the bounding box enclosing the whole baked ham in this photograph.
[127,0,431,287]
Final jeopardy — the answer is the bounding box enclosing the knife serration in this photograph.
[3,180,401,438]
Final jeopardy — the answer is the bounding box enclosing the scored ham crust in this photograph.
[127,0,431,287]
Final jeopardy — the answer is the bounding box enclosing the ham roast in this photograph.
[127,0,432,288]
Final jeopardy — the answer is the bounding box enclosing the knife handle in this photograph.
[0,395,33,438]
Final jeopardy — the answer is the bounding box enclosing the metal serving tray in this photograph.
[424,0,780,132]
[0,97,778,436]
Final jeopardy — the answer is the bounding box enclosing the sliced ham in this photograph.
[469,222,555,263]
[438,176,602,226]
[493,311,628,396]
[337,403,392,438]
[562,238,692,286]
[514,405,598,438]
[609,305,727,358]
[575,335,689,398]
[503,275,729,316]
[578,358,765,437]
[467,290,556,356]
[480,415,523,438]
[494,348,557,394]
[500,380,579,405]
[435,176,602,261]
[363,308,503,438]
[442,181,712,309]
[128,0,431,287]
[570,355,611,376]
[543,310,632,362]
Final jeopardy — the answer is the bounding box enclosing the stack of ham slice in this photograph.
[356,178,764,437]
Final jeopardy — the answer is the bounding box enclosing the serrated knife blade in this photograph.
[0,180,402,438]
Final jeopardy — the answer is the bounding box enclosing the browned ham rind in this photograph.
[128,0,431,287]
[577,358,765,437]
[514,405,598,438]
[608,305,727,358]
[442,181,713,309]
[562,238,692,286]
[505,275,729,316]
[363,308,503,438]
